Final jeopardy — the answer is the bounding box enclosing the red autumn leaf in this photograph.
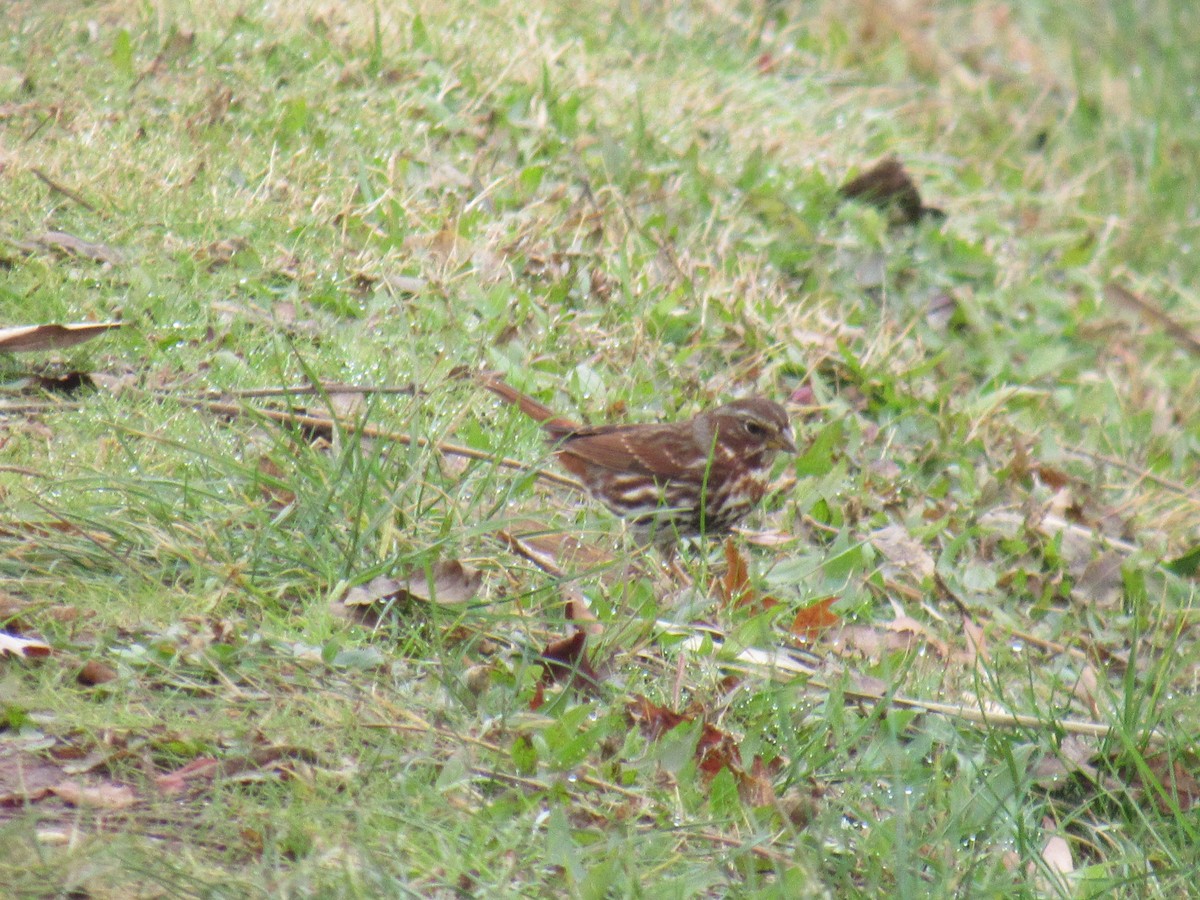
[529,681,545,711]
[790,597,840,641]
[719,539,753,609]
[626,694,687,740]
[696,723,741,777]
[627,695,743,779]
[716,539,780,613]
[540,631,602,691]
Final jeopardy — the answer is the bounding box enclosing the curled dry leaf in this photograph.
[341,560,482,617]
[400,559,482,605]
[0,321,122,353]
[562,586,603,636]
[155,758,220,795]
[16,231,125,265]
[870,524,936,582]
[539,631,603,692]
[50,779,137,810]
[500,523,617,578]
[0,631,51,658]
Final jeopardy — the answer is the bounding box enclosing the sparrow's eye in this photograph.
[744,420,766,438]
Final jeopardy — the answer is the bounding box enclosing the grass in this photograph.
[2,0,1199,895]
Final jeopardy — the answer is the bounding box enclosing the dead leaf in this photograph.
[76,659,118,686]
[0,630,50,658]
[562,586,603,635]
[960,618,989,664]
[790,597,840,642]
[695,723,740,777]
[886,615,949,657]
[50,779,137,809]
[539,631,603,692]
[714,539,780,613]
[540,628,604,696]
[0,321,122,352]
[196,236,250,269]
[256,456,296,510]
[626,694,688,740]
[17,231,125,265]
[1039,826,1074,883]
[871,524,936,582]
[155,757,221,795]
[1032,735,1100,789]
[718,538,752,608]
[838,157,944,225]
[738,755,779,807]
[1139,751,1200,813]
[499,524,618,578]
[0,747,67,805]
[626,694,749,782]
[401,560,481,605]
[340,560,482,618]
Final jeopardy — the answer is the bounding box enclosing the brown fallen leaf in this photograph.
[790,597,840,642]
[499,523,617,578]
[961,618,989,664]
[16,230,125,265]
[400,560,481,605]
[838,157,944,225]
[0,321,122,353]
[885,614,949,658]
[626,694,775,794]
[562,586,603,636]
[870,524,936,582]
[1039,824,1074,887]
[836,624,912,658]
[256,456,297,510]
[51,779,137,809]
[76,659,118,686]
[539,631,603,692]
[1139,750,1200,813]
[717,538,752,609]
[196,236,251,270]
[155,757,220,795]
[339,560,482,620]
[0,747,67,806]
[0,630,51,658]
[626,693,688,740]
[714,539,781,614]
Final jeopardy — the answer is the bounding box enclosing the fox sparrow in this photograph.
[483,374,795,545]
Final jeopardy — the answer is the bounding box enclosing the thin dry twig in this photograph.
[189,396,583,491]
[1062,443,1200,503]
[31,167,99,213]
[1103,281,1200,357]
[659,622,1166,745]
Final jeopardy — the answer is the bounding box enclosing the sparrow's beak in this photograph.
[771,427,797,454]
